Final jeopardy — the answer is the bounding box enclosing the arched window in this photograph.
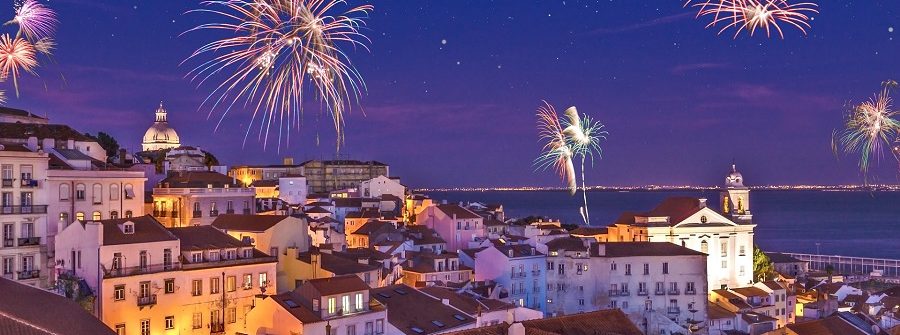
[700,240,709,254]
[75,184,86,200]
[110,211,119,219]
[59,184,70,201]
[92,211,102,220]
[59,212,69,226]
[110,184,120,201]
[92,184,102,204]
[75,212,85,221]
[125,210,133,218]
[124,184,134,199]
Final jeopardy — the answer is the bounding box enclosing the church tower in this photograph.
[719,163,752,224]
[141,102,181,152]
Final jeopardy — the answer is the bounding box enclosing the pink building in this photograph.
[415,204,484,252]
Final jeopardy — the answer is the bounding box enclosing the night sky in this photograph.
[9,1,900,188]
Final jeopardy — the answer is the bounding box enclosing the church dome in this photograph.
[725,163,744,188]
[141,103,181,151]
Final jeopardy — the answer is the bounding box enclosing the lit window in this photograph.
[165,316,174,330]
[114,285,125,301]
[328,297,336,314]
[76,212,85,221]
[92,211,101,220]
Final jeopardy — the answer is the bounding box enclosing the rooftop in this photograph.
[158,171,240,188]
[211,214,290,232]
[0,122,92,141]
[0,278,116,335]
[592,242,707,257]
[436,204,482,220]
[765,252,803,263]
[168,225,252,251]
[93,215,178,246]
[306,275,372,297]
[371,284,476,335]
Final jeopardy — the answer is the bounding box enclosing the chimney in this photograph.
[508,323,526,335]
[66,138,75,149]
[507,249,514,258]
[119,148,127,163]
[441,298,450,306]
[26,136,38,151]
[530,247,535,256]
[698,198,707,208]
[284,157,294,165]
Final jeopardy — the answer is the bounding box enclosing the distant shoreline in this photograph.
[418,186,900,192]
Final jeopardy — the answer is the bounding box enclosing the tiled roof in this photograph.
[708,303,736,320]
[269,291,322,323]
[333,197,363,208]
[305,206,332,214]
[643,197,704,223]
[371,284,476,335]
[250,180,278,187]
[437,204,482,219]
[0,106,47,119]
[0,278,116,334]
[569,226,608,235]
[352,221,398,236]
[168,225,251,251]
[732,287,771,298]
[403,250,468,274]
[740,312,777,324]
[96,215,178,246]
[591,242,706,257]
[212,214,289,232]
[765,252,803,263]
[760,281,787,291]
[297,250,380,275]
[306,274,371,297]
[494,244,543,258]
[0,122,92,141]
[419,287,514,315]
[517,308,643,335]
[545,237,588,252]
[784,313,872,335]
[158,171,239,188]
[346,208,382,219]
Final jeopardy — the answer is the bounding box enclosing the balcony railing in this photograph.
[171,211,179,218]
[685,289,696,295]
[18,269,39,280]
[1,179,12,187]
[667,307,681,314]
[242,208,251,215]
[210,323,225,335]
[193,210,202,218]
[226,209,235,214]
[154,211,168,217]
[619,290,630,296]
[668,288,680,295]
[511,272,526,279]
[655,290,666,296]
[0,205,48,215]
[209,210,219,217]
[102,263,180,278]
[17,237,39,246]
[608,290,618,297]
[532,270,541,276]
[2,239,12,247]
[20,179,38,188]
[637,290,649,296]
[137,294,157,307]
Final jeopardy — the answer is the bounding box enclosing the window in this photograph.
[59,184,70,201]
[76,212,85,221]
[125,210,133,218]
[114,285,125,301]
[686,282,695,293]
[347,324,357,335]
[110,184,120,201]
[191,252,202,263]
[226,307,236,324]
[165,278,175,294]
[700,240,708,254]
[259,272,268,288]
[366,322,374,335]
[110,211,118,219]
[643,263,649,275]
[92,211,101,220]
[210,277,220,294]
[355,292,364,311]
[139,250,148,269]
[611,263,617,271]
[739,245,746,256]
[209,251,220,261]
[59,212,69,226]
[163,249,172,269]
[192,279,202,296]
[244,274,252,289]
[124,184,134,199]
[663,262,669,274]
[721,259,727,269]
[625,264,631,275]
[92,184,103,204]
[342,295,350,314]
[226,276,236,292]
[328,297,336,314]
[72,184,85,200]
[721,241,728,257]
[165,316,174,329]
[192,312,202,329]
[376,319,384,334]
[115,324,125,335]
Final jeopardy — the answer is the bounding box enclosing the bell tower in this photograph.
[720,163,752,223]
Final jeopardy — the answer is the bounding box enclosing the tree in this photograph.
[86,132,120,160]
[203,150,220,167]
[753,245,776,282]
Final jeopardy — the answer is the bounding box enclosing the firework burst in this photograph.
[692,0,818,39]
[7,0,57,41]
[0,34,37,97]
[184,0,373,150]
[535,101,607,225]
[835,82,900,180]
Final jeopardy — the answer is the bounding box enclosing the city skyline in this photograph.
[7,1,900,188]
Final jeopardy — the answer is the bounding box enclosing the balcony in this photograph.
[2,239,12,247]
[102,263,180,278]
[242,208,251,215]
[1,179,12,187]
[209,210,219,217]
[226,209,235,214]
[210,323,225,335]
[511,272,526,279]
[193,210,202,218]
[668,288,680,295]
[154,211,168,218]
[608,290,618,297]
[655,290,666,296]
[0,205,48,215]
[137,294,157,307]
[637,290,649,296]
[17,237,39,246]
[171,211,179,218]
[619,290,630,296]
[532,270,541,276]
[667,307,681,314]
[18,269,39,280]
[685,289,696,295]
[20,179,38,188]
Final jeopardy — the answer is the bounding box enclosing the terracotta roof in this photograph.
[0,122,91,141]
[418,287,514,315]
[740,312,777,324]
[158,171,239,188]
[760,281,787,291]
[437,204,482,219]
[250,180,278,187]
[443,324,508,335]
[168,225,251,251]
[269,291,322,323]
[483,219,506,227]
[765,252,803,263]
[403,250,469,274]
[306,275,371,297]
[404,226,446,245]
[612,211,639,225]
[494,244,543,258]
[297,250,380,275]
[569,226,608,235]
[346,208,382,219]
[95,215,178,246]
[732,287,770,298]
[708,303,736,320]
[352,221,398,236]
[0,278,116,335]
[643,197,704,223]
[784,312,875,335]
[517,308,643,335]
[592,242,706,257]
[371,284,476,335]
[212,214,289,232]
[333,197,364,208]
[545,237,588,252]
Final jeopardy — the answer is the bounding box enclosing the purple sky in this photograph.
[8,1,900,188]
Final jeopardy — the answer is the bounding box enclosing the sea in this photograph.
[423,190,900,260]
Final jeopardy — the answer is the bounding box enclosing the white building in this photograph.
[141,103,181,152]
[278,175,308,206]
[54,215,277,335]
[0,143,49,287]
[460,243,547,313]
[359,175,405,199]
[152,171,255,227]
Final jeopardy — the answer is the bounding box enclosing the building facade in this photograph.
[152,171,255,227]
[301,160,389,193]
[416,204,485,252]
[0,144,49,287]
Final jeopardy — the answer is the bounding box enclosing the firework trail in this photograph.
[184,0,373,151]
[691,0,818,39]
[536,101,576,194]
[535,101,607,225]
[834,82,900,181]
[0,34,37,97]
[7,0,57,41]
